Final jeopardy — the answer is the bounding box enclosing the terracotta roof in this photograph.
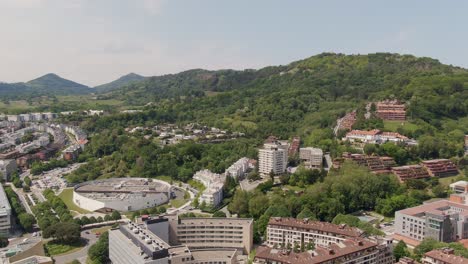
[397,199,468,217]
[268,218,364,238]
[424,249,468,264]
[255,238,377,264]
[347,129,381,136]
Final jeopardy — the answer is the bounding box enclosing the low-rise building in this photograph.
[167,215,253,254]
[255,238,393,264]
[340,153,396,174]
[193,169,225,207]
[225,157,250,179]
[422,248,468,264]
[299,147,323,169]
[288,137,300,157]
[257,217,393,264]
[422,159,459,178]
[376,100,406,121]
[392,165,431,182]
[266,217,364,248]
[395,200,468,246]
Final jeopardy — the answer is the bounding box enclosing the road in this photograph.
[53,231,99,264]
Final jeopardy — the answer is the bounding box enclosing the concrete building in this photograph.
[394,200,468,246]
[0,184,12,237]
[422,248,468,264]
[450,181,468,194]
[225,157,250,180]
[422,159,459,178]
[258,142,288,176]
[392,165,431,183]
[109,221,171,264]
[299,147,323,169]
[193,169,225,207]
[73,178,171,212]
[334,111,357,134]
[62,144,81,161]
[109,216,251,264]
[0,159,17,181]
[167,215,253,254]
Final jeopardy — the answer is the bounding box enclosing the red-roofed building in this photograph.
[392,165,431,182]
[376,100,406,121]
[422,248,468,264]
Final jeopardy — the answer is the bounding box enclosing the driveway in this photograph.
[53,231,99,264]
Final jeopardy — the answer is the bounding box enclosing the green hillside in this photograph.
[94,73,146,93]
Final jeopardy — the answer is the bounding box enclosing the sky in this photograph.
[1,0,468,86]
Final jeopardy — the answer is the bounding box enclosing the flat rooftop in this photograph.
[75,178,170,194]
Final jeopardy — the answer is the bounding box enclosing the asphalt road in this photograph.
[53,231,99,264]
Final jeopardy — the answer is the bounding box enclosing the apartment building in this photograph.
[299,147,323,169]
[376,100,406,121]
[0,159,17,181]
[266,217,364,248]
[392,165,431,182]
[193,169,225,207]
[422,248,468,264]
[109,221,171,264]
[394,200,468,246]
[110,216,246,264]
[0,184,12,237]
[258,142,288,176]
[225,157,250,180]
[167,215,253,254]
[258,217,393,264]
[255,238,393,264]
[422,159,459,178]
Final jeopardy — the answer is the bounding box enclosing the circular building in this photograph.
[73,178,171,212]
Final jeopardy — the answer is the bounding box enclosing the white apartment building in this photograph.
[299,147,323,169]
[0,185,12,237]
[225,157,250,179]
[193,169,225,207]
[258,142,288,176]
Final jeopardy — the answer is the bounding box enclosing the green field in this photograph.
[439,175,463,187]
[383,120,419,132]
[58,188,91,214]
[45,240,85,256]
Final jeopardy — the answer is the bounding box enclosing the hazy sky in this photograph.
[1,0,468,86]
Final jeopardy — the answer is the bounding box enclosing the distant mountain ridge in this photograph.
[94,73,146,93]
[26,73,91,95]
[0,72,148,99]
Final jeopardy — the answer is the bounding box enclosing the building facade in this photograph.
[299,147,323,169]
[0,184,12,237]
[395,200,468,246]
[422,248,468,264]
[258,142,288,176]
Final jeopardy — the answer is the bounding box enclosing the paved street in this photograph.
[53,231,99,264]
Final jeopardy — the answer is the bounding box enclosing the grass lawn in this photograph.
[188,179,206,192]
[58,188,90,214]
[439,175,463,187]
[383,120,419,132]
[45,240,85,256]
[170,198,188,208]
[90,226,111,234]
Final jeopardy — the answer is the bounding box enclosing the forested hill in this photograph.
[87,53,468,141]
[106,52,464,105]
[0,73,92,99]
[94,73,146,93]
